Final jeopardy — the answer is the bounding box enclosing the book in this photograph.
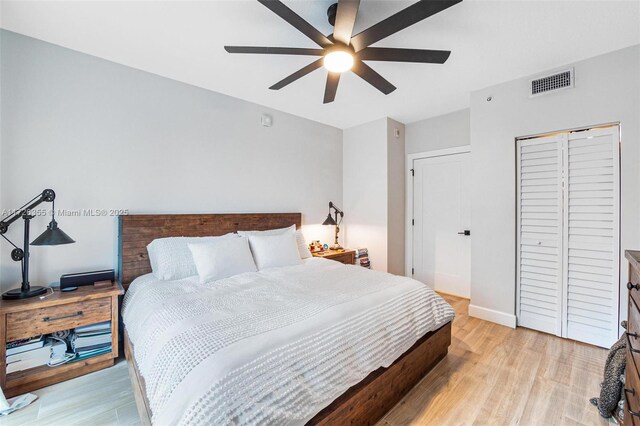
[355,248,371,269]
[7,354,50,373]
[76,342,111,353]
[74,346,111,361]
[6,340,66,373]
[71,332,112,351]
[6,335,45,356]
[75,329,111,338]
[75,321,111,334]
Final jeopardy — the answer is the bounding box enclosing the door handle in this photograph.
[457,230,471,236]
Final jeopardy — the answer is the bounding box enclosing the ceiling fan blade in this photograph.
[350,0,462,52]
[323,72,341,104]
[333,0,360,45]
[225,46,325,56]
[258,0,332,48]
[269,58,324,90]
[358,47,451,64]
[352,60,396,95]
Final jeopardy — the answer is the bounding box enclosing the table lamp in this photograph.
[0,189,75,300]
[322,201,344,250]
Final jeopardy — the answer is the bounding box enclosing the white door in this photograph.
[564,127,620,347]
[516,134,564,336]
[517,125,620,348]
[412,151,471,298]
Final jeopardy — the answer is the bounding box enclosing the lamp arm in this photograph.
[328,201,343,216]
[328,201,344,226]
[0,189,55,234]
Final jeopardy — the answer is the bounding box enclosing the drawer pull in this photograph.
[629,332,640,339]
[628,282,640,291]
[625,388,640,417]
[626,333,640,353]
[42,311,83,322]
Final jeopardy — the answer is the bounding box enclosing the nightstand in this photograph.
[0,283,124,397]
[312,249,356,265]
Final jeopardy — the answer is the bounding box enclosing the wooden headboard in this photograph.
[118,213,302,289]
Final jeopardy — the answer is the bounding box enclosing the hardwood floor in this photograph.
[1,359,139,426]
[2,294,611,425]
[379,295,611,426]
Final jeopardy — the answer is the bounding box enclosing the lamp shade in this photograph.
[322,214,337,226]
[31,220,75,246]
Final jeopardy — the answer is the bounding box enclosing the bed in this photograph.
[118,213,454,425]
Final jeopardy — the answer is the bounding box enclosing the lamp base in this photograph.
[330,244,343,251]
[2,286,48,300]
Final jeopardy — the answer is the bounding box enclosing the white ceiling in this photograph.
[1,1,639,129]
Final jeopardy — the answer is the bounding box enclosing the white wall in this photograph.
[343,117,406,274]
[405,109,470,155]
[470,45,640,328]
[0,30,342,291]
[387,118,405,275]
[0,28,3,286]
[343,118,388,271]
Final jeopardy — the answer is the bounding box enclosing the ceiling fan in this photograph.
[225,0,462,104]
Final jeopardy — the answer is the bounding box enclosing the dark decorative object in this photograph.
[589,320,627,419]
[60,269,115,291]
[322,201,344,250]
[0,189,75,300]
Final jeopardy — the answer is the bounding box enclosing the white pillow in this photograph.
[147,233,237,280]
[238,225,311,259]
[238,225,295,237]
[246,232,302,270]
[295,230,312,259]
[188,237,257,283]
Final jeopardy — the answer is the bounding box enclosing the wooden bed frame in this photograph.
[118,213,451,425]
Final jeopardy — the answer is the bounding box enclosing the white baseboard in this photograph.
[468,304,516,328]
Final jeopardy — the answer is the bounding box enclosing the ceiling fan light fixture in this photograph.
[323,50,354,73]
[225,0,462,103]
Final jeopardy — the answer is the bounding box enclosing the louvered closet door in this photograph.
[517,125,620,347]
[564,127,619,348]
[517,134,564,336]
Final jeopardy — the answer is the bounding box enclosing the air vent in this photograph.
[530,69,574,97]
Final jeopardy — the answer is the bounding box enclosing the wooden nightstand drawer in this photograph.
[6,297,111,341]
[312,249,356,265]
[328,252,355,265]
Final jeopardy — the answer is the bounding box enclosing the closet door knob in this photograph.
[628,282,640,291]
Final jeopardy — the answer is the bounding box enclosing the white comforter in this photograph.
[122,258,454,425]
